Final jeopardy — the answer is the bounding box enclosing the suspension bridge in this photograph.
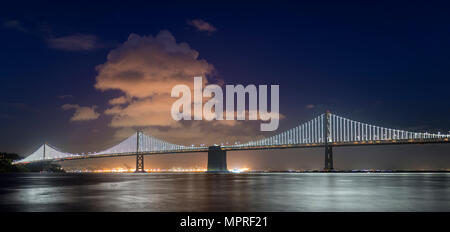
[14,112,450,172]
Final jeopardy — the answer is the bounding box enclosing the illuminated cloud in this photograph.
[108,96,129,105]
[62,104,100,121]
[187,19,217,33]
[3,20,109,52]
[95,31,214,98]
[3,20,26,32]
[94,30,282,145]
[305,104,315,109]
[95,30,214,128]
[58,94,73,99]
[47,34,100,51]
[105,96,178,127]
[0,102,39,113]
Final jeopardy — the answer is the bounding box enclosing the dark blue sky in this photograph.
[1,1,449,169]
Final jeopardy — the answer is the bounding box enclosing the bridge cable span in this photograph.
[15,143,78,163]
[89,132,197,155]
[15,132,207,164]
[224,113,450,149]
[14,113,450,164]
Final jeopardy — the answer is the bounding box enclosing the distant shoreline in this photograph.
[3,170,450,174]
[55,170,450,174]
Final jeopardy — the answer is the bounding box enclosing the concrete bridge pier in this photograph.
[207,146,228,173]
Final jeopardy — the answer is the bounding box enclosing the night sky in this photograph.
[1,1,450,170]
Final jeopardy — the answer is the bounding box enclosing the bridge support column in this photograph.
[135,131,146,173]
[207,146,228,173]
[136,154,145,173]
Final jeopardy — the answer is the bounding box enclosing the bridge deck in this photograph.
[15,112,450,165]
[17,138,449,164]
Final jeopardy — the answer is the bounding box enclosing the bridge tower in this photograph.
[43,142,46,160]
[135,131,145,173]
[42,142,47,171]
[324,111,334,170]
[207,146,228,173]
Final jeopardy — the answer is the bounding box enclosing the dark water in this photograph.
[0,173,449,212]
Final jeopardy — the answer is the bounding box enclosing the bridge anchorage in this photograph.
[14,111,450,172]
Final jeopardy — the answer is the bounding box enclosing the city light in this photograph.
[64,166,255,173]
[67,167,208,173]
[230,167,251,173]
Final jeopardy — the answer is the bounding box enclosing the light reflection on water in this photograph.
[1,173,449,211]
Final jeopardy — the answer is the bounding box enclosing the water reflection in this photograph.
[0,173,449,211]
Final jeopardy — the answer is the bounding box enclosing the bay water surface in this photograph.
[0,173,449,211]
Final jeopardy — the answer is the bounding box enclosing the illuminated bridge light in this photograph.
[14,112,450,164]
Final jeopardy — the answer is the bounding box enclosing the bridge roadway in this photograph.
[32,137,450,172]
[15,112,450,172]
